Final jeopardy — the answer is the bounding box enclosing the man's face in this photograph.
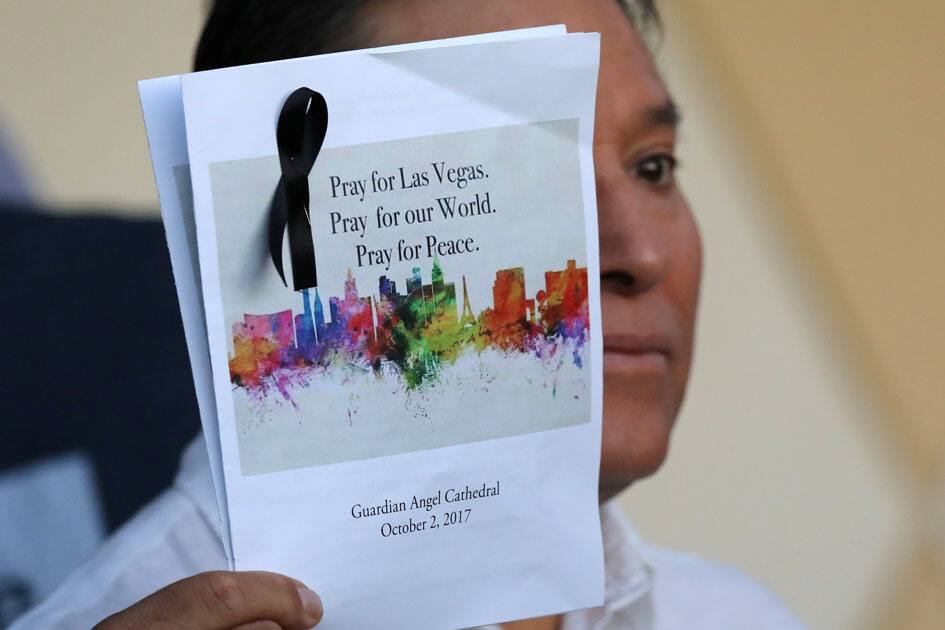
[363,0,702,500]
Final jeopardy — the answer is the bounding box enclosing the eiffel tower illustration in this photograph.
[460,275,477,328]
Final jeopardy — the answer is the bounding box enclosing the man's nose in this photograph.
[596,163,670,297]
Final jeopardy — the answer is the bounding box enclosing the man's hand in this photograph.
[94,571,323,629]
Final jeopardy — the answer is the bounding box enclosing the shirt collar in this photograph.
[561,500,655,630]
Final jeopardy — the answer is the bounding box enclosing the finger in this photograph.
[95,571,323,630]
[232,622,283,630]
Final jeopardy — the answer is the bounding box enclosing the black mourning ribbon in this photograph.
[269,87,328,291]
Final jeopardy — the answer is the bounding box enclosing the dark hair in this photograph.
[194,0,660,72]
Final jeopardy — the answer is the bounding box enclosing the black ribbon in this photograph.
[269,87,328,291]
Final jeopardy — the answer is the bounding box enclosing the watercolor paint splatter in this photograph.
[228,259,589,404]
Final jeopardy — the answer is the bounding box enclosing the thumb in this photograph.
[94,571,323,630]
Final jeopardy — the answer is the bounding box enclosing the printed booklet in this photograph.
[140,26,604,629]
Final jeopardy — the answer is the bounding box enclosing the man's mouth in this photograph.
[603,333,672,370]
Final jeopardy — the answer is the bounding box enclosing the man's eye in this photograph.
[635,154,678,187]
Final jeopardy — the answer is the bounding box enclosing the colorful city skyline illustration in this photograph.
[228,259,589,403]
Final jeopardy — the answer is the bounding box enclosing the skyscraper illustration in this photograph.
[313,288,326,342]
[460,276,476,328]
[229,259,589,398]
[295,288,317,361]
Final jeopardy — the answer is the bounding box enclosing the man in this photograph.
[13,1,805,628]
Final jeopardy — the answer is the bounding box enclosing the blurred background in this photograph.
[0,1,942,628]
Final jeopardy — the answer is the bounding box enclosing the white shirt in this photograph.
[12,438,805,629]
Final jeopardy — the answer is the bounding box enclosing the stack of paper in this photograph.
[139,25,604,629]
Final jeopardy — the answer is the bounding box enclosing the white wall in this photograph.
[0,1,204,212]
